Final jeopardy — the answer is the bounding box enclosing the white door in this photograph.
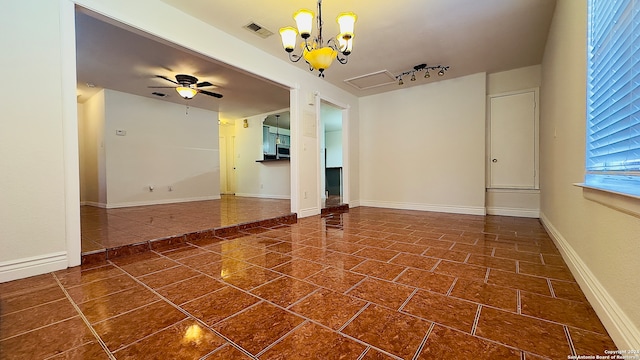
[489,91,537,189]
[219,137,228,194]
[229,136,236,194]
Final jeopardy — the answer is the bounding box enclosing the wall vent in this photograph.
[243,22,274,38]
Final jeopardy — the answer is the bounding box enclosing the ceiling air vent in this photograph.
[344,70,397,90]
[243,22,274,39]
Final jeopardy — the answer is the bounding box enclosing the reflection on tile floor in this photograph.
[1,207,617,359]
[80,195,292,252]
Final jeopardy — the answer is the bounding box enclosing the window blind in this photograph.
[586,0,640,197]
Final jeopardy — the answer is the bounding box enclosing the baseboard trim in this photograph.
[540,212,640,350]
[104,195,221,209]
[359,200,486,216]
[349,200,361,208]
[486,206,540,218]
[82,201,107,208]
[0,251,68,283]
[298,207,321,218]
[234,193,291,200]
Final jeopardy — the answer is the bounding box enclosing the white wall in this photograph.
[79,90,106,204]
[0,0,75,280]
[359,73,487,215]
[101,89,220,207]
[486,66,541,217]
[540,0,640,349]
[326,131,343,168]
[234,112,291,199]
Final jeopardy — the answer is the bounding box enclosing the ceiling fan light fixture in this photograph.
[176,86,197,99]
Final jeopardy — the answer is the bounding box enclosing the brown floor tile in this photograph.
[360,348,398,360]
[182,286,260,325]
[56,264,126,288]
[250,276,318,307]
[389,253,439,271]
[520,291,607,334]
[0,298,77,341]
[550,279,589,303]
[402,290,478,333]
[519,262,575,281]
[353,247,400,262]
[0,284,66,315]
[290,289,366,330]
[434,261,488,281]
[351,260,406,281]
[176,251,224,269]
[393,268,455,294]
[137,265,200,288]
[423,248,468,262]
[198,259,252,279]
[118,256,180,278]
[450,278,517,312]
[0,317,96,359]
[342,304,431,360]
[475,306,572,359]
[78,286,160,323]
[386,242,428,255]
[220,265,281,291]
[272,259,325,279]
[487,269,551,296]
[260,321,366,359]
[157,274,225,305]
[417,325,521,359]
[466,254,517,272]
[160,244,210,260]
[0,273,57,297]
[493,248,543,264]
[451,243,493,256]
[326,241,367,254]
[306,267,366,293]
[114,320,225,359]
[347,278,414,309]
[213,301,304,355]
[246,251,292,269]
[322,251,367,270]
[65,274,140,304]
[46,341,111,359]
[413,238,455,249]
[203,344,252,359]
[93,300,186,351]
[542,253,567,267]
[568,328,618,356]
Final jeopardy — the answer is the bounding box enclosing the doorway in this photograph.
[320,101,344,208]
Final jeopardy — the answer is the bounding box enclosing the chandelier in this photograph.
[279,0,357,77]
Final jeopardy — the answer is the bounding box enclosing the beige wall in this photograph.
[0,0,75,279]
[540,0,640,349]
[79,90,106,204]
[234,112,291,199]
[359,73,487,214]
[102,89,220,207]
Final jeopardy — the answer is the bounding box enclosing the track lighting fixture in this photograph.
[395,63,449,85]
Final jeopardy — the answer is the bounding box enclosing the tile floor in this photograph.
[1,207,617,359]
[80,196,292,253]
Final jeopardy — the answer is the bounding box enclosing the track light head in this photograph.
[398,77,404,85]
[410,73,416,81]
[424,71,430,78]
[438,69,445,76]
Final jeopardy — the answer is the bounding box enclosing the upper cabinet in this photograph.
[262,111,290,160]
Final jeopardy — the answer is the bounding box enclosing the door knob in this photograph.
[492,159,498,163]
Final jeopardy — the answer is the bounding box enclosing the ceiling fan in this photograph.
[149,74,223,99]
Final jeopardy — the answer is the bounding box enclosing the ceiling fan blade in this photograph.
[196,81,213,87]
[156,75,179,85]
[199,89,223,98]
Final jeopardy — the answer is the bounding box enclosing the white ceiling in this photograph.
[75,0,556,121]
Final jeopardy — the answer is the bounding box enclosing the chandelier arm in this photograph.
[336,53,348,64]
[288,52,304,63]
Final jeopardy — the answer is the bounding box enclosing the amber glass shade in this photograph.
[303,46,338,71]
[176,86,197,99]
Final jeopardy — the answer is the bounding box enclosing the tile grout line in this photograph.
[484,268,491,284]
[391,267,410,283]
[108,260,257,359]
[254,319,308,358]
[470,304,482,336]
[398,288,420,312]
[429,258,442,272]
[463,252,472,264]
[285,287,321,310]
[547,278,557,298]
[411,322,435,360]
[445,278,458,296]
[337,302,370,332]
[515,260,520,274]
[564,325,577,356]
[51,273,117,360]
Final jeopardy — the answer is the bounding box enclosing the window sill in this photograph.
[574,183,640,218]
